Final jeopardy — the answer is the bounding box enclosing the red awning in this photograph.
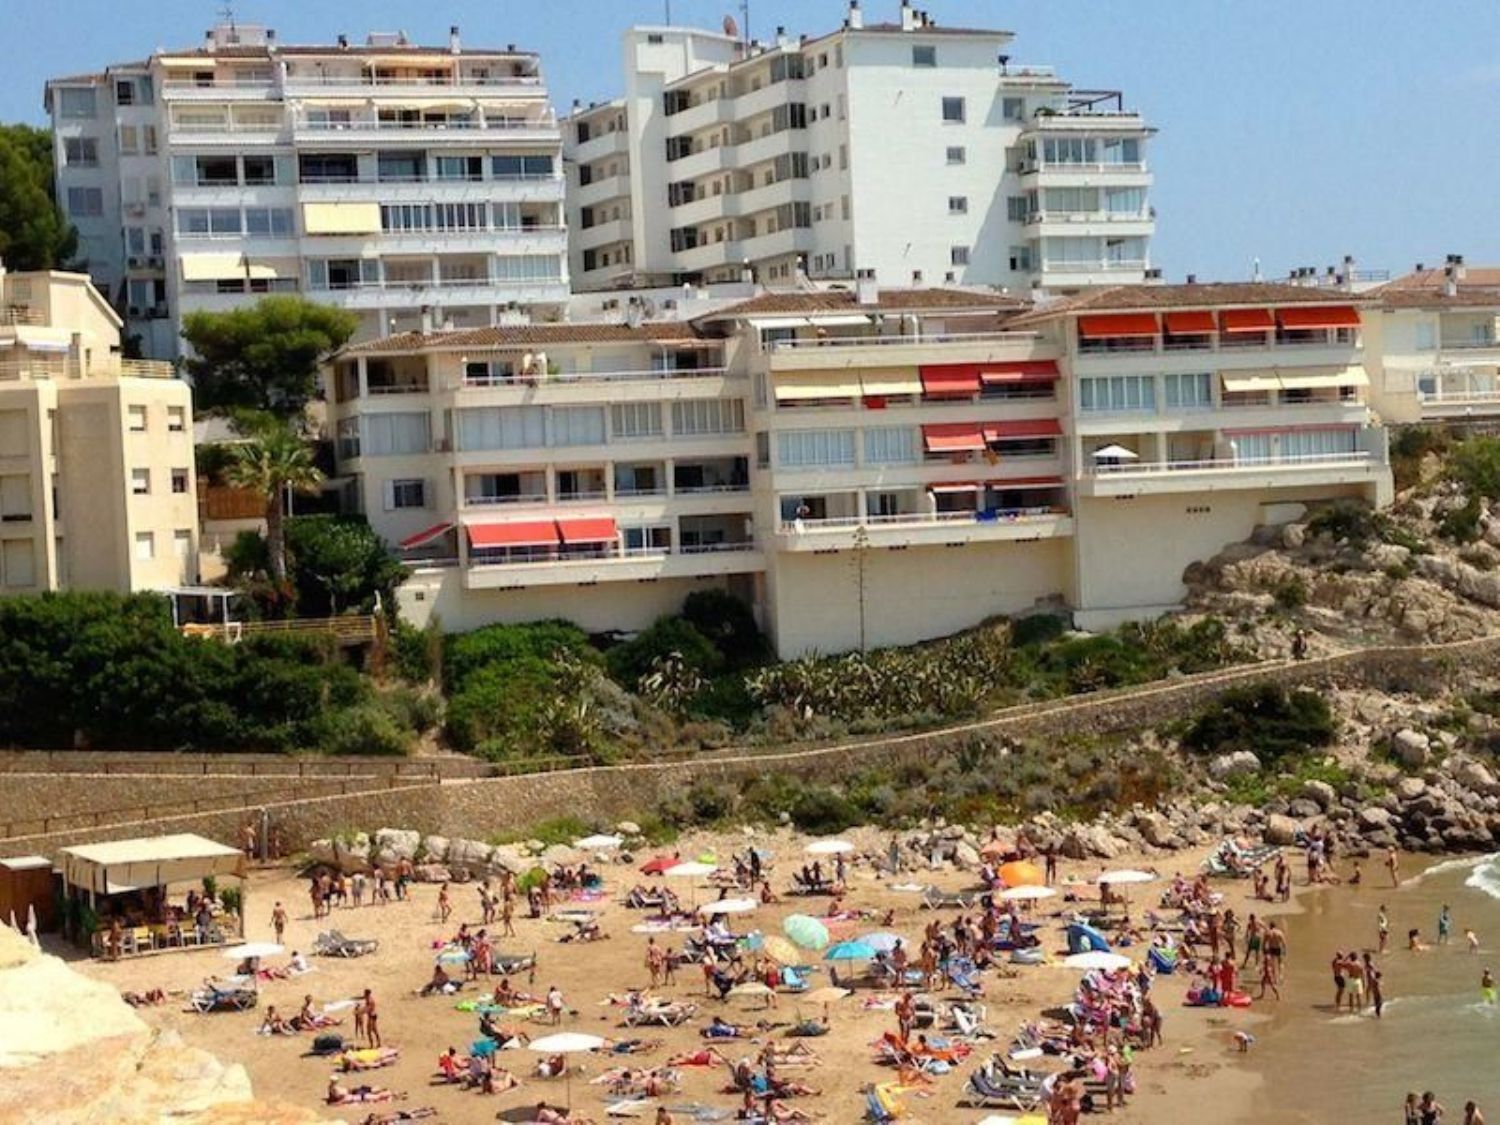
[923,423,987,453]
[398,522,454,549]
[920,365,981,397]
[1078,313,1159,339]
[1275,305,1362,330]
[979,360,1060,383]
[467,520,559,549]
[1162,310,1216,334]
[984,419,1063,441]
[556,516,618,545]
[988,476,1064,489]
[1219,308,1275,333]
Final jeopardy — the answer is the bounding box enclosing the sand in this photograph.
[62,827,1278,1124]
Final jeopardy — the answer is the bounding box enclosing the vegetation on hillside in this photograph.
[0,123,77,271]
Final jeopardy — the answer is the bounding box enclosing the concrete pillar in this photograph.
[356,355,369,398]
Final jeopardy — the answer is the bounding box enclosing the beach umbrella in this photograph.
[665,861,716,878]
[699,898,757,916]
[573,834,623,850]
[639,855,676,876]
[860,932,904,954]
[999,861,1045,888]
[824,939,877,963]
[1097,869,1155,885]
[728,981,775,1007]
[802,986,851,1005]
[783,914,830,952]
[761,935,804,965]
[998,885,1057,902]
[529,1032,608,1110]
[436,946,471,965]
[223,941,283,961]
[1063,951,1132,971]
[978,1116,1048,1125]
[805,839,854,855]
[1091,444,1139,461]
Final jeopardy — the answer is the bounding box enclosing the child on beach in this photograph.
[1468,929,1481,954]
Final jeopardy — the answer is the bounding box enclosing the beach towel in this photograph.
[1147,946,1178,974]
[1066,923,1111,955]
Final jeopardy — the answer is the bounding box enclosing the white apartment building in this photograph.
[563,1,1155,295]
[1362,258,1500,424]
[329,279,1392,654]
[0,267,199,594]
[45,22,567,358]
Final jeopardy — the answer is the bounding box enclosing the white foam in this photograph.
[1464,859,1500,902]
[1408,854,1493,885]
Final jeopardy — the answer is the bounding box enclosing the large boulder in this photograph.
[488,845,529,874]
[334,832,371,873]
[1358,806,1393,832]
[1453,757,1500,797]
[615,821,642,838]
[447,838,494,873]
[952,841,982,870]
[306,839,338,869]
[1395,776,1427,802]
[373,828,420,865]
[1060,823,1127,860]
[1209,751,1261,781]
[1134,811,1177,849]
[420,836,451,864]
[1264,814,1302,846]
[1391,730,1430,769]
[1302,779,1338,811]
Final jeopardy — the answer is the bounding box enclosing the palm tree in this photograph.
[225,423,324,585]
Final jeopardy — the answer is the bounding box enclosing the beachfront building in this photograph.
[0,266,199,594]
[1005,283,1393,628]
[563,1,1155,294]
[44,21,567,358]
[324,317,761,634]
[1362,258,1500,424]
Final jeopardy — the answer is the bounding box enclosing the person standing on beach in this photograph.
[1242,914,1264,970]
[1439,904,1453,946]
[645,937,664,989]
[1481,967,1495,1005]
[1386,847,1401,888]
[1331,951,1347,1010]
[437,883,452,925]
[362,988,380,1047]
[1419,1092,1446,1124]
[1264,921,1287,983]
[1222,909,1239,963]
[1465,1101,1485,1125]
[271,901,287,945]
[1378,905,1391,954]
[546,984,565,1025]
[1257,951,1281,1001]
[1363,953,1384,1018]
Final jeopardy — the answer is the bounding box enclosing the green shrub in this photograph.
[787,786,862,834]
[681,590,767,669]
[1447,436,1500,501]
[1272,574,1308,610]
[314,703,411,756]
[1307,501,1382,543]
[391,619,442,684]
[1183,683,1336,767]
[1439,496,1483,544]
[1010,613,1068,648]
[443,620,596,694]
[1390,426,1450,492]
[606,617,722,687]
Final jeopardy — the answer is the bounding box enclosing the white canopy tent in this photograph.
[58,834,245,897]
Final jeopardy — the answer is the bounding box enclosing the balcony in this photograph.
[574,174,631,209]
[1077,450,1386,498]
[292,116,559,146]
[298,176,563,203]
[775,508,1074,552]
[661,96,732,137]
[1024,210,1155,238]
[767,331,1051,373]
[574,218,632,251]
[569,127,632,164]
[310,276,568,309]
[281,73,545,95]
[159,77,278,101]
[463,540,763,589]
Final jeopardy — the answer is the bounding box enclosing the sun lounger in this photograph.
[920,886,973,911]
[188,986,257,1013]
[313,930,379,958]
[791,873,834,895]
[493,950,538,974]
[962,1067,1043,1110]
[626,999,698,1027]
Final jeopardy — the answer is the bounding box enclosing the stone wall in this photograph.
[6,636,1500,861]
[0,750,490,779]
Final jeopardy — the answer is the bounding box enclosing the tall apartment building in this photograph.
[563,1,1155,295]
[0,266,199,594]
[45,22,568,358]
[327,279,1392,653]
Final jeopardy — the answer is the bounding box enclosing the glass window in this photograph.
[945,145,965,164]
[171,468,190,493]
[1164,372,1212,410]
[1078,376,1156,413]
[1414,320,1436,351]
[1006,196,1029,222]
[1101,136,1142,165]
[1045,187,1098,214]
[456,406,546,450]
[208,208,242,235]
[671,399,744,436]
[168,407,186,432]
[362,412,430,455]
[377,151,424,182]
[1002,97,1026,121]
[950,245,970,266]
[58,88,97,118]
[127,405,148,431]
[177,208,210,236]
[948,196,967,214]
[389,478,427,509]
[244,208,293,236]
[195,155,238,185]
[777,429,855,468]
[242,155,277,184]
[1042,137,1097,165]
[131,468,150,495]
[550,405,606,446]
[912,45,937,67]
[493,255,562,281]
[941,97,965,123]
[610,402,663,439]
[492,154,554,178]
[1105,187,1145,215]
[863,426,918,465]
[64,137,99,165]
[66,187,103,217]
[134,531,154,560]
[1279,427,1357,460]
[173,530,192,558]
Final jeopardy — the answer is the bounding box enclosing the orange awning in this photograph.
[984,419,1063,441]
[556,517,618,545]
[980,360,1060,383]
[1077,313,1159,339]
[1162,310,1216,334]
[923,423,987,453]
[920,365,981,397]
[398,522,454,549]
[1275,305,1362,330]
[1219,308,1275,333]
[468,521,559,549]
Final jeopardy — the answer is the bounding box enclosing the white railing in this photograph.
[1080,332,1359,357]
[1418,389,1500,405]
[1039,259,1150,272]
[780,507,1064,533]
[468,540,757,567]
[769,331,1041,352]
[1090,452,1373,476]
[312,277,563,294]
[285,74,543,89]
[161,78,275,90]
[1441,338,1500,351]
[1025,210,1152,225]
[368,382,430,395]
[299,174,560,186]
[459,366,730,387]
[1021,162,1149,174]
[298,117,555,133]
[556,490,609,503]
[674,483,750,495]
[612,487,667,498]
[464,495,549,507]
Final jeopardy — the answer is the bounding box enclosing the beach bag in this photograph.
[312,1033,345,1055]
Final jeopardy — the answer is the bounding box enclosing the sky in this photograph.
[4,0,1498,283]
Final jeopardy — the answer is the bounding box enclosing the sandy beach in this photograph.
[52,826,1295,1125]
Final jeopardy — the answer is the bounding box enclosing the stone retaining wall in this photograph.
[6,636,1500,860]
[0,749,490,779]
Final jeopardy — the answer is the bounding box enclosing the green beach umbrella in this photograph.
[783,914,830,951]
[517,866,548,891]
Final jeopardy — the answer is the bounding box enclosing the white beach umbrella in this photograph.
[664,861,717,878]
[998,885,1057,901]
[1097,870,1155,885]
[530,1032,608,1108]
[1063,951,1132,971]
[223,941,283,960]
[1091,444,1139,460]
[573,834,624,850]
[805,839,855,855]
[699,897,757,916]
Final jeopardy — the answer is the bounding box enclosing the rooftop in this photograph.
[696,287,1028,322]
[1006,283,1375,327]
[1375,268,1500,309]
[341,320,703,355]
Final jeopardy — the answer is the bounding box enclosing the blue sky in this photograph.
[6,0,1498,282]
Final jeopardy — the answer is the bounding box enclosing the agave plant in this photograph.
[638,650,707,716]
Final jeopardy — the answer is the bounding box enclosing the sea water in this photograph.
[1238,854,1500,1122]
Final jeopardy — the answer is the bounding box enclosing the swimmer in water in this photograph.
[1438,905,1452,946]
[1408,928,1430,953]
[1482,967,1496,1005]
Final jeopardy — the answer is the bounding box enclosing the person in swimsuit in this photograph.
[1385,848,1401,888]
[1419,1091,1445,1125]
[1407,1093,1425,1125]
[1345,954,1365,1011]
[1242,914,1263,970]
[1464,1102,1485,1125]
[1364,955,1384,1018]
[1331,951,1346,1010]
[1263,922,1287,983]
[1482,967,1496,1005]
[1439,905,1453,946]
[1378,906,1391,954]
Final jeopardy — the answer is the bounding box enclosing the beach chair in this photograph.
[865,1084,902,1121]
[963,1066,1044,1110]
[920,885,973,911]
[629,998,698,1027]
[493,950,537,975]
[188,985,258,1013]
[790,872,832,896]
[317,929,379,957]
[780,965,811,992]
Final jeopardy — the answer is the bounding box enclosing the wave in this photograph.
[1464,858,1500,902]
[1411,854,1493,883]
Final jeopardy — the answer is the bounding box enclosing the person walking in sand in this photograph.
[501,893,516,938]
[272,901,287,945]
[1386,847,1401,888]
[646,937,664,989]
[1419,1092,1446,1124]
[1468,928,1481,954]
[1331,951,1347,1010]
[1264,921,1287,983]
[1363,953,1384,1018]
[546,985,565,1025]
[1482,967,1496,1005]
[1257,954,1280,1002]
[362,988,380,1047]
[437,883,452,925]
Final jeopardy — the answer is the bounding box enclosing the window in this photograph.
[242,155,277,184]
[58,88,97,118]
[550,406,607,446]
[66,187,103,217]
[1006,196,1030,222]
[863,426,918,465]
[672,399,744,436]
[946,145,966,165]
[950,245,970,267]
[209,208,242,235]
[127,405,148,432]
[610,402,663,439]
[171,467,190,494]
[1042,137,1096,165]
[131,468,150,495]
[0,476,31,521]
[1,540,35,587]
[195,155,238,185]
[622,526,670,553]
[134,531,155,561]
[777,429,855,468]
[492,255,562,281]
[912,45,937,67]
[456,406,546,450]
[1164,372,1212,410]
[118,126,138,155]
[941,97,966,123]
[1002,97,1026,121]
[1105,187,1145,215]
[64,137,99,166]
[244,207,294,237]
[363,412,430,456]
[173,530,192,559]
[1101,136,1142,165]
[115,79,136,105]
[436,155,483,181]
[1279,427,1357,460]
[948,196,968,215]
[492,154,554,179]
[1414,320,1436,351]
[1045,187,1097,214]
[388,478,427,509]
[143,125,158,154]
[1079,375,1156,413]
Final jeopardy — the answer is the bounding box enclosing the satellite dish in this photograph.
[723,14,739,37]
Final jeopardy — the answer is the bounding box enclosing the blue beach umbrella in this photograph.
[824,939,877,963]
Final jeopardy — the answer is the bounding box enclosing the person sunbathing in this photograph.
[436,1047,466,1083]
[478,1012,529,1047]
[326,1078,403,1105]
[260,1005,295,1035]
[122,988,167,1006]
[598,1038,662,1055]
[418,965,455,997]
[702,1016,745,1039]
[479,1066,520,1095]
[296,995,341,1030]
[536,1054,568,1079]
[668,1046,730,1067]
[359,1109,437,1125]
[533,1102,596,1124]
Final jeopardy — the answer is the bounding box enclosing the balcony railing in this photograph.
[299,116,555,133]
[1418,389,1500,405]
[1441,337,1499,351]
[464,494,549,506]
[459,366,729,387]
[0,307,46,326]
[780,506,1063,533]
[1037,258,1149,273]
[673,482,750,495]
[1089,452,1374,476]
[368,381,430,395]
[769,331,1041,351]
[468,540,757,567]
[1021,161,1149,174]
[284,74,543,89]
[1080,331,1358,357]
[299,173,561,186]
[1024,210,1152,225]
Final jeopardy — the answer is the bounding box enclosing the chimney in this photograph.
[775,26,790,48]
[1453,253,1467,280]
[855,268,879,306]
[1185,273,1197,284]
[266,29,276,43]
[911,269,923,285]
[900,0,917,32]
[419,306,433,334]
[1340,254,1355,291]
[337,34,348,49]
[1445,266,1459,299]
[449,24,461,54]
[204,29,215,50]
[1415,262,1425,274]
[847,0,863,29]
